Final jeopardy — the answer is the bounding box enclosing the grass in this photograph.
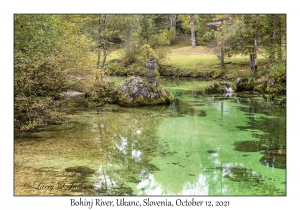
[107,49,124,61]
[165,45,268,72]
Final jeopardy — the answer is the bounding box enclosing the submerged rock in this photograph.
[115,76,174,106]
[260,149,286,169]
[216,166,262,182]
[260,154,286,169]
[233,140,267,152]
[65,166,95,174]
[172,98,207,117]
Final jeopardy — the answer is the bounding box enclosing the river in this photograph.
[14,77,286,196]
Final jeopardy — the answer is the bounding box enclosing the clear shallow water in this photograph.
[14,77,286,196]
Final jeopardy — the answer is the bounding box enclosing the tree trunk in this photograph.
[190,14,196,48]
[169,14,177,28]
[269,15,276,65]
[220,48,225,68]
[250,54,257,72]
[250,37,257,73]
[169,14,177,42]
[126,28,131,52]
[101,15,108,68]
[97,49,101,69]
[276,16,282,61]
[97,15,102,70]
[102,50,107,68]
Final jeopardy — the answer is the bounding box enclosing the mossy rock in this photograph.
[236,77,254,92]
[205,82,223,93]
[205,82,233,93]
[115,76,174,107]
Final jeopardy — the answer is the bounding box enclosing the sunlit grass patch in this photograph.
[107,49,123,61]
[169,46,215,55]
[166,54,219,70]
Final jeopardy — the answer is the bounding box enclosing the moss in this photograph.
[204,81,235,94]
[236,78,254,92]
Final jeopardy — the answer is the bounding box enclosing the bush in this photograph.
[85,81,116,107]
[265,63,286,95]
[149,30,172,48]
[14,58,70,130]
[14,95,68,130]
[119,44,170,76]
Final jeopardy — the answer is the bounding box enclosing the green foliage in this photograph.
[106,61,126,76]
[119,44,170,74]
[159,65,215,78]
[153,47,171,69]
[135,44,156,65]
[149,29,172,48]
[265,63,286,95]
[213,14,286,67]
[177,14,216,45]
[126,63,145,76]
[14,95,68,130]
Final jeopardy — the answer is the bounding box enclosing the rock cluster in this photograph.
[115,58,174,106]
[115,76,173,106]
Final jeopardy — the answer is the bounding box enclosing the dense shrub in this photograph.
[85,81,116,107]
[14,15,92,130]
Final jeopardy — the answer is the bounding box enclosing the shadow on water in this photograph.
[234,96,286,169]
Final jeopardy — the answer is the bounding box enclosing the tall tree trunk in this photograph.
[276,15,282,61]
[269,14,276,65]
[126,28,131,52]
[141,15,150,42]
[220,48,225,68]
[97,49,101,69]
[250,54,256,72]
[169,14,177,42]
[250,39,257,72]
[190,14,196,48]
[97,14,102,70]
[101,15,108,68]
[102,50,107,68]
[251,16,258,73]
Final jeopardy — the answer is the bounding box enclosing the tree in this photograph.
[14,14,92,130]
[76,14,124,79]
[264,14,286,65]
[190,14,196,48]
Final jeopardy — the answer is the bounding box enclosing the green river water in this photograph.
[14,77,286,196]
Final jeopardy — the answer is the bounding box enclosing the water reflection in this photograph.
[14,79,286,196]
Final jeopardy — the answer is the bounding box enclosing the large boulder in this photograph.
[115,76,174,106]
